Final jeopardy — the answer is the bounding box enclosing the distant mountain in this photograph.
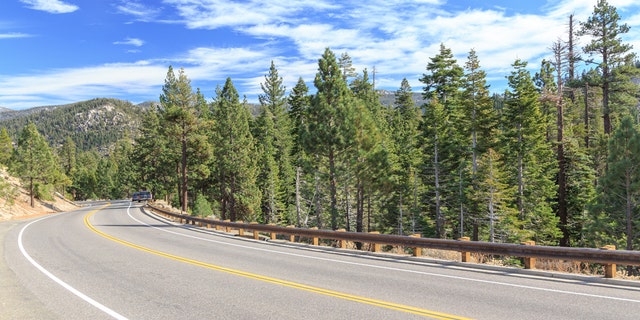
[0,98,147,152]
[377,90,427,107]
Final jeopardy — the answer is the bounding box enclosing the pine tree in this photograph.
[391,78,422,235]
[158,66,211,212]
[500,59,560,244]
[212,78,260,221]
[419,43,465,238]
[304,48,356,230]
[133,108,175,199]
[0,127,13,167]
[350,69,390,234]
[287,77,311,227]
[474,148,517,242]
[12,123,58,207]
[72,150,99,200]
[338,52,357,82]
[578,0,634,134]
[593,116,640,253]
[461,49,496,239]
[256,61,294,224]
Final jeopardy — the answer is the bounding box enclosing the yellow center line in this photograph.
[84,205,472,320]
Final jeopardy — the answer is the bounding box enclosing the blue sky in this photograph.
[1,0,639,110]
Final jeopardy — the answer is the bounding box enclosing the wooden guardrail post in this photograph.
[250,222,260,240]
[237,221,244,237]
[269,223,277,240]
[411,234,422,257]
[224,220,231,233]
[600,245,617,278]
[369,231,381,252]
[337,229,347,248]
[287,225,296,242]
[458,237,471,262]
[521,241,536,269]
[310,227,319,246]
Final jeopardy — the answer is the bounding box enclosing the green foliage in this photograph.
[211,78,260,222]
[255,61,295,224]
[158,66,212,212]
[304,48,357,230]
[11,123,63,206]
[193,193,214,217]
[0,128,12,166]
[0,98,143,151]
[592,116,640,251]
[500,60,560,244]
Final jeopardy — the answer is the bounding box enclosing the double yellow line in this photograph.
[84,205,471,320]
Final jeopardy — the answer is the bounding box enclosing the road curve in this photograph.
[3,201,640,319]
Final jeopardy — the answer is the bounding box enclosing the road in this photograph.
[3,200,640,319]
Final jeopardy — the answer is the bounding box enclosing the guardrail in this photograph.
[147,204,640,279]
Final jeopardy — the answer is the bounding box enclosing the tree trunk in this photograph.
[295,167,301,227]
[29,177,34,208]
[329,148,338,230]
[181,132,188,213]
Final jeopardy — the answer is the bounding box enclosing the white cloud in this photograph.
[20,0,78,14]
[114,37,145,47]
[0,33,32,39]
[116,1,162,22]
[0,62,167,109]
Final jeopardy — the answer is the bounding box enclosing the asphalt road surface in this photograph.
[3,201,640,319]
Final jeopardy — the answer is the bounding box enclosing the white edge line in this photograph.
[18,213,129,320]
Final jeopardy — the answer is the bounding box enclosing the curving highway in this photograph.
[3,201,640,319]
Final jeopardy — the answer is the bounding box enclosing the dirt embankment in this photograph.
[0,168,78,221]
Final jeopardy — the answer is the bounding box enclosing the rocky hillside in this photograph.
[0,167,77,221]
[0,98,151,151]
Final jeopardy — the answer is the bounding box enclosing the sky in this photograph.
[1,0,640,110]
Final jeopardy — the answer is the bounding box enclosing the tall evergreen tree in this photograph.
[256,61,294,224]
[391,78,423,234]
[287,77,312,227]
[288,77,310,163]
[350,69,390,234]
[12,123,59,207]
[211,78,260,221]
[419,43,465,238]
[578,0,634,134]
[474,148,517,242]
[0,127,13,167]
[593,116,640,253]
[338,52,357,82]
[133,108,175,199]
[461,49,496,239]
[303,48,355,230]
[500,59,560,244]
[158,66,211,212]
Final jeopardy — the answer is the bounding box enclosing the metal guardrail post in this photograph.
[601,245,617,278]
[521,241,536,269]
[458,237,471,262]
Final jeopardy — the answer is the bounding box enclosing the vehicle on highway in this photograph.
[132,191,152,202]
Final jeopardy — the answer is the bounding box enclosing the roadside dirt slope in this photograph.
[0,168,77,221]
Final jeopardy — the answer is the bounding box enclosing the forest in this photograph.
[1,0,639,255]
